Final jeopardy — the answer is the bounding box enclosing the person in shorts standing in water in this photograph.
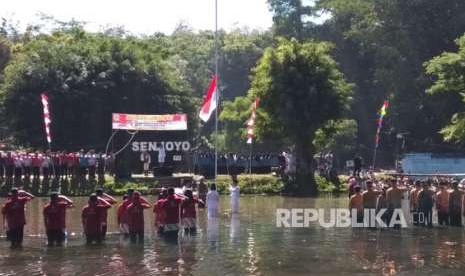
[1,188,34,248]
[43,192,73,246]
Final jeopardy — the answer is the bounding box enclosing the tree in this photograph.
[267,0,314,40]
[0,29,196,149]
[249,38,352,196]
[425,34,465,143]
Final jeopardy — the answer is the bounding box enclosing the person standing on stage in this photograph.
[1,188,34,248]
[43,192,73,246]
[140,151,151,176]
[157,146,166,167]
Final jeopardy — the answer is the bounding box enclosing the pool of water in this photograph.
[1,195,465,275]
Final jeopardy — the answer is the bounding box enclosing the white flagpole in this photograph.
[214,0,219,183]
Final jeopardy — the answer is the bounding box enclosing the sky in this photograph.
[1,0,274,35]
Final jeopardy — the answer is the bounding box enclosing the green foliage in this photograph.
[103,180,150,196]
[208,174,284,194]
[249,38,352,195]
[426,35,465,143]
[314,119,357,165]
[0,30,196,149]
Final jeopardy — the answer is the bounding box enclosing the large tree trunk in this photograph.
[293,137,318,197]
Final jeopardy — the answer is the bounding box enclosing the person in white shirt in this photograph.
[206,183,220,218]
[230,176,240,214]
[140,151,151,176]
[157,146,166,167]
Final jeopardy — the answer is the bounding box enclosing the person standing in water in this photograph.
[43,192,74,246]
[82,194,111,245]
[386,179,405,227]
[126,191,151,243]
[417,182,434,227]
[436,182,450,226]
[449,181,463,227]
[206,183,220,217]
[349,186,364,223]
[95,188,116,239]
[1,188,34,248]
[181,189,204,234]
[153,189,168,235]
[409,181,422,225]
[362,181,379,225]
[230,176,240,214]
[160,187,183,238]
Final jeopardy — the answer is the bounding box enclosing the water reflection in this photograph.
[1,196,465,275]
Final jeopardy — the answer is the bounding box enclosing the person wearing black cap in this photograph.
[449,181,464,227]
[43,192,73,246]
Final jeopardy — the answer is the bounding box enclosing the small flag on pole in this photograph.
[41,93,52,144]
[375,100,389,148]
[246,98,260,144]
[199,75,218,122]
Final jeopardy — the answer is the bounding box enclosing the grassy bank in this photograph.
[101,174,348,196]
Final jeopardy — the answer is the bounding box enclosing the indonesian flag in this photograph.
[246,98,260,144]
[199,75,218,122]
[41,93,52,144]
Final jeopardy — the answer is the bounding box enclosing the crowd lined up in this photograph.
[0,150,115,195]
[348,176,465,227]
[1,177,240,248]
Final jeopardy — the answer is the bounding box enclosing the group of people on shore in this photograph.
[349,176,465,227]
[1,177,241,248]
[0,150,115,182]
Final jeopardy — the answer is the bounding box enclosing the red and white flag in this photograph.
[41,93,52,144]
[199,75,218,122]
[246,98,260,144]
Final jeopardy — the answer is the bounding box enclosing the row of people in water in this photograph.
[1,179,241,248]
[348,178,465,227]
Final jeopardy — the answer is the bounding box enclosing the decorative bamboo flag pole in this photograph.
[41,93,56,176]
[372,100,389,169]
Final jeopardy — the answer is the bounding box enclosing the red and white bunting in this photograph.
[41,93,52,144]
[246,98,260,144]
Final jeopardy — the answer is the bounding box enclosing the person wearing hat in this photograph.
[417,182,434,227]
[43,192,73,246]
[1,188,34,247]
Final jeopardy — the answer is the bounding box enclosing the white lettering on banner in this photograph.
[165,142,174,151]
[132,142,140,151]
[131,141,191,152]
[149,142,158,151]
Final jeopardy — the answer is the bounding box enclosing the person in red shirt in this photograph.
[181,189,204,235]
[95,188,116,239]
[126,191,151,243]
[31,152,42,179]
[153,188,168,236]
[43,192,73,246]
[82,194,111,245]
[117,189,151,238]
[1,188,34,247]
[160,187,183,239]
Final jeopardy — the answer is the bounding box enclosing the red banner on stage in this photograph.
[112,113,187,131]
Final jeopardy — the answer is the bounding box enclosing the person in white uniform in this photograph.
[230,176,240,214]
[157,146,166,167]
[206,183,220,218]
